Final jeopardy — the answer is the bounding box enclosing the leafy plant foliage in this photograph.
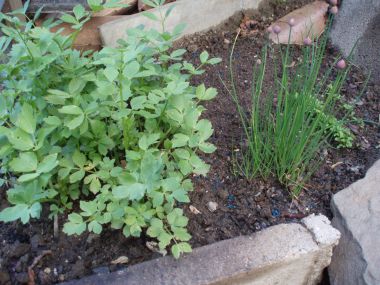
[0,0,220,258]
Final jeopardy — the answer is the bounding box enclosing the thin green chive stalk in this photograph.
[224,18,366,196]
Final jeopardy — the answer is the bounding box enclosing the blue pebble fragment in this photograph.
[271,208,280,217]
[227,194,235,201]
[227,204,237,209]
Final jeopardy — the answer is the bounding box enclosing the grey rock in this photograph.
[330,0,380,81]
[15,272,29,284]
[62,217,339,285]
[0,270,10,285]
[92,266,110,275]
[28,0,89,12]
[86,233,99,244]
[99,0,264,47]
[9,243,30,258]
[69,259,85,279]
[329,160,380,285]
[30,234,42,250]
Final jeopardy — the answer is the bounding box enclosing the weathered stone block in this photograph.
[329,160,380,285]
[330,0,380,81]
[62,215,340,285]
[99,0,263,47]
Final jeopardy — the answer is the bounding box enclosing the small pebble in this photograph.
[111,256,129,265]
[92,266,110,275]
[189,205,201,215]
[44,267,51,274]
[218,189,229,200]
[271,208,281,218]
[207,201,218,212]
[15,272,29,284]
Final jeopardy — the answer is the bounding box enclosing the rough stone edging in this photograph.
[61,215,340,285]
[99,0,264,47]
[328,159,380,285]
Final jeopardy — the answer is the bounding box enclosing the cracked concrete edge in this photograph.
[62,216,339,285]
[301,214,342,285]
[301,214,341,247]
[99,0,263,47]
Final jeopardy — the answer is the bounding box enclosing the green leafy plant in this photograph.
[227,20,363,195]
[0,0,220,258]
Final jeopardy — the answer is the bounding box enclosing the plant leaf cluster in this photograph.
[0,0,221,258]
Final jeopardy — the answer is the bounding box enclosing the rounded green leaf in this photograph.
[9,152,38,173]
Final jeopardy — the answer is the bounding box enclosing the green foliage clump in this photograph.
[0,0,220,258]
[228,22,364,195]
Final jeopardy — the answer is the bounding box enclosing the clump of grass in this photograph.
[226,20,362,196]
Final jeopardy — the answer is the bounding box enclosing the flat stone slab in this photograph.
[62,216,340,285]
[329,160,380,285]
[29,0,88,12]
[99,0,263,47]
[330,0,380,81]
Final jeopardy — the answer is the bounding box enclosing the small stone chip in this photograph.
[111,256,129,265]
[207,201,218,212]
[189,205,201,215]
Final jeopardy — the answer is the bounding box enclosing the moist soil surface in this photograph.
[1,1,379,284]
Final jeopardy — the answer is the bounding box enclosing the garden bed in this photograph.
[0,0,379,284]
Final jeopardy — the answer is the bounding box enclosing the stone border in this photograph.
[62,215,340,285]
[329,160,380,285]
[99,0,263,47]
[330,0,380,81]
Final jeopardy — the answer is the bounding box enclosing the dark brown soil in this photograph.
[1,1,379,284]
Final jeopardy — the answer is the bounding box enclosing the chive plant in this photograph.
[227,18,354,195]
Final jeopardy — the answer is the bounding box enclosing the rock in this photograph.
[207,201,218,212]
[86,233,99,244]
[69,259,85,279]
[217,189,229,200]
[59,274,65,282]
[146,241,167,256]
[59,219,340,285]
[30,234,42,249]
[330,0,380,82]
[28,0,88,13]
[44,267,52,274]
[189,205,201,215]
[0,270,10,285]
[329,160,380,285]
[268,1,329,45]
[15,272,29,284]
[302,214,340,247]
[9,243,30,258]
[187,44,198,53]
[36,16,125,51]
[14,254,29,272]
[92,266,110,275]
[111,256,129,265]
[99,0,265,48]
[38,270,54,285]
